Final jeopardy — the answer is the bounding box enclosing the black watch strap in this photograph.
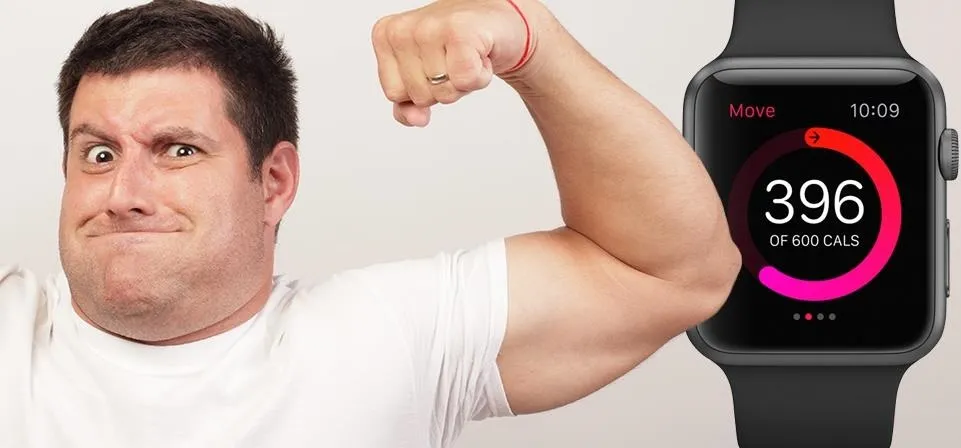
[720,0,908,58]
[722,364,908,448]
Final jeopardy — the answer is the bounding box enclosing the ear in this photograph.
[260,141,300,230]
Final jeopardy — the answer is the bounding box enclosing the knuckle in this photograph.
[410,93,436,107]
[383,86,408,103]
[445,9,476,30]
[412,17,444,45]
[450,73,488,92]
[385,17,414,47]
[371,16,392,42]
[433,89,461,105]
[445,11,473,35]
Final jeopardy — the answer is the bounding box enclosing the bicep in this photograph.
[497,228,716,415]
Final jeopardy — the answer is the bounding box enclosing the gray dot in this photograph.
[829,313,837,321]
[817,313,824,321]
[793,313,801,321]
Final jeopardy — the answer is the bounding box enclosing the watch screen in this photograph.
[693,69,936,352]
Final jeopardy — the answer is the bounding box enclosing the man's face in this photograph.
[59,68,271,341]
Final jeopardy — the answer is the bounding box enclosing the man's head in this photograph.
[56,0,300,343]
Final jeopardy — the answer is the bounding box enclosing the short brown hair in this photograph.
[56,0,299,177]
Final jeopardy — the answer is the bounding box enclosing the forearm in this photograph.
[505,5,737,284]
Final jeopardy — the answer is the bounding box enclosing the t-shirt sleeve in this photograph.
[343,238,515,446]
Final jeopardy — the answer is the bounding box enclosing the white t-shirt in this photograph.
[0,239,514,448]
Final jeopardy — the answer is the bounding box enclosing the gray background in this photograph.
[0,0,957,446]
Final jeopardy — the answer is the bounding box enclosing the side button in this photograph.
[944,219,951,298]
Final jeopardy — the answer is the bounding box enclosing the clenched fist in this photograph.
[371,0,542,127]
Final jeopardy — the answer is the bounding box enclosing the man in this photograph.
[0,0,740,446]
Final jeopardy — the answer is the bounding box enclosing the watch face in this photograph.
[693,68,937,352]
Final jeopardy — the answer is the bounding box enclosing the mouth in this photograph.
[88,230,180,240]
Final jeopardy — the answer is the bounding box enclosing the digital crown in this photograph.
[942,128,959,181]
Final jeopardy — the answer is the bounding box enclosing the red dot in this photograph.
[805,313,813,321]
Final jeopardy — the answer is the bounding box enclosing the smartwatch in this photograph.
[683,1,959,447]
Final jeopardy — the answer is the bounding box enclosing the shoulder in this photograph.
[337,238,507,295]
[0,265,46,307]
[0,265,56,342]
[279,237,507,328]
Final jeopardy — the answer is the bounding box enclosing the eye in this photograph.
[166,144,198,158]
[85,145,116,164]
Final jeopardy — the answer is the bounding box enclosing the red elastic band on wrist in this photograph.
[504,0,532,73]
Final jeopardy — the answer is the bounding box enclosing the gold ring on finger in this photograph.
[427,73,449,85]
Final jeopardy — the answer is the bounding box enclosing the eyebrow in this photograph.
[152,126,218,148]
[68,123,217,148]
[69,123,114,145]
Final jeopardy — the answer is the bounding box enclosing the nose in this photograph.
[105,153,158,219]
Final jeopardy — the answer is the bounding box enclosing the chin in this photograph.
[95,260,183,315]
